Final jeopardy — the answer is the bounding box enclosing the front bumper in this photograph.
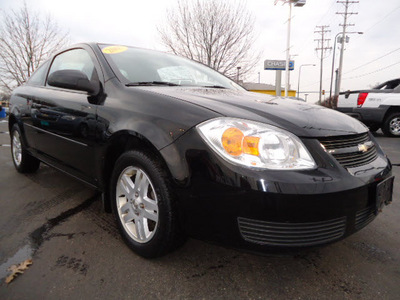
[160,129,393,252]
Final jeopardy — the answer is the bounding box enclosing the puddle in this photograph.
[0,244,34,280]
[0,193,98,281]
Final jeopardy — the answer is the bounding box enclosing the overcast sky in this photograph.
[1,0,399,103]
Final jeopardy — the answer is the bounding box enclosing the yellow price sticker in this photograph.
[102,46,128,54]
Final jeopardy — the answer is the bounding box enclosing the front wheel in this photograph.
[10,124,40,173]
[110,150,184,258]
[382,112,400,137]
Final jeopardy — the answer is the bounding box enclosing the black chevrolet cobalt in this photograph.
[9,43,394,258]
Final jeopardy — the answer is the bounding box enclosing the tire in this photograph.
[382,112,400,137]
[110,150,184,258]
[10,124,40,173]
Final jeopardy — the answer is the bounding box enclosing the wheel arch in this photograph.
[101,130,173,213]
[383,106,400,122]
[8,114,31,148]
[8,114,18,132]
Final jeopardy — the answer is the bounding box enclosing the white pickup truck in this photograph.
[336,78,400,137]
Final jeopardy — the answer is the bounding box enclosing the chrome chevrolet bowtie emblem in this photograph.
[358,141,373,153]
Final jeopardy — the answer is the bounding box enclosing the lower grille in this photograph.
[238,217,346,247]
[355,206,376,230]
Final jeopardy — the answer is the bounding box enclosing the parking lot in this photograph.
[0,118,399,300]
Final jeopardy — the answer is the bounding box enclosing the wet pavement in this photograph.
[0,118,399,299]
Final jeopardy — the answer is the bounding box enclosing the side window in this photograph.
[47,49,98,84]
[27,60,50,86]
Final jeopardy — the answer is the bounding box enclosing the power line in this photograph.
[347,5,400,46]
[343,47,400,74]
[295,0,337,55]
[343,61,400,80]
[302,47,400,89]
[301,77,330,89]
[362,5,400,34]
[316,0,338,25]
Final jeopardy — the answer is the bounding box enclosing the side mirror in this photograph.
[47,70,100,95]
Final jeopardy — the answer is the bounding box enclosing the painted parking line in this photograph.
[0,131,9,134]
[0,144,10,147]
[0,120,8,123]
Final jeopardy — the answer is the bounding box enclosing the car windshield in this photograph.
[99,44,245,90]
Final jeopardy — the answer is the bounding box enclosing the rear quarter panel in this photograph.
[338,92,358,108]
[9,86,37,149]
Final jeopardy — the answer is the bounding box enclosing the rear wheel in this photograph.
[110,150,184,258]
[10,124,40,173]
[382,113,400,137]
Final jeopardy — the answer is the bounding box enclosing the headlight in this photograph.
[197,118,316,170]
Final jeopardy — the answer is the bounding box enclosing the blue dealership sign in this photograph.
[264,60,295,71]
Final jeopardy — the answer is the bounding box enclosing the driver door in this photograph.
[30,48,100,184]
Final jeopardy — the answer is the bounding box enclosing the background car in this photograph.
[336,78,400,136]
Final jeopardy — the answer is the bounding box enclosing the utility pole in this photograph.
[335,0,358,99]
[329,31,363,105]
[315,25,332,104]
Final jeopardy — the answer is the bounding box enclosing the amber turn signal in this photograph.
[222,127,244,156]
[243,136,260,156]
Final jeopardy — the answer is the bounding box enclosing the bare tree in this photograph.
[158,0,260,80]
[0,1,69,93]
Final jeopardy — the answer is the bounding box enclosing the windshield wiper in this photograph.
[126,81,180,87]
[202,85,227,89]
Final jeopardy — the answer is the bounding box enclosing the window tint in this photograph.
[27,60,50,86]
[47,49,98,83]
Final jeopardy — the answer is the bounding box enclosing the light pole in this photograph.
[297,64,315,98]
[236,66,241,83]
[288,54,298,91]
[329,31,363,100]
[275,0,306,97]
[284,2,292,97]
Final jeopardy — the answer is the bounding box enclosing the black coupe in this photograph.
[9,43,394,258]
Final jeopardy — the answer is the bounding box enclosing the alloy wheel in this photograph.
[389,117,400,136]
[12,130,22,166]
[116,166,159,243]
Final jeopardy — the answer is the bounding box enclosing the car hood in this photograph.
[141,87,368,138]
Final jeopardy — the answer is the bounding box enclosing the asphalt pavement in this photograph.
[0,118,399,300]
